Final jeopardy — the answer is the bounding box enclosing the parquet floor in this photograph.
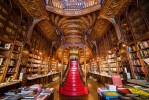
[46,79,102,100]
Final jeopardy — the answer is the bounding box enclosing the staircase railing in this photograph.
[78,63,86,86]
[61,61,70,86]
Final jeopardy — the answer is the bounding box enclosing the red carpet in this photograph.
[60,61,88,96]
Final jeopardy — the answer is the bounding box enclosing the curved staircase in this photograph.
[59,61,88,96]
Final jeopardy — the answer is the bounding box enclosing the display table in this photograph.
[88,72,126,85]
[88,72,101,83]
[0,81,21,96]
[27,72,60,86]
[101,91,120,100]
[98,74,113,85]
[0,84,54,100]
[127,79,149,88]
[0,72,60,96]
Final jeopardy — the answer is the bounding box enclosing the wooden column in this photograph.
[84,45,87,85]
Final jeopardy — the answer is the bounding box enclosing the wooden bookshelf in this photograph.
[117,0,149,81]
[98,25,125,78]
[24,26,53,81]
[0,0,32,83]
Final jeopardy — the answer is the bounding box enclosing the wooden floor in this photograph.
[46,78,102,100]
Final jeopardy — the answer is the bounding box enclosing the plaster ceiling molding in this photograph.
[38,19,58,40]
[65,34,83,39]
[61,22,84,29]
[64,29,82,34]
[54,15,61,25]
[87,15,93,25]
[65,38,82,44]
[80,16,90,27]
[91,18,110,40]
[63,28,82,35]
[19,0,49,18]
[46,4,101,16]
[63,24,83,29]
[59,19,85,26]
[90,0,129,40]
[18,0,58,40]
[100,0,129,17]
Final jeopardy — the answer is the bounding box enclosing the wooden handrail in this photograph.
[78,63,86,85]
[61,61,70,86]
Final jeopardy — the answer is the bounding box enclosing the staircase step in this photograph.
[62,91,87,96]
[65,80,82,83]
[63,87,84,92]
[65,83,84,87]
[67,77,80,79]
[59,61,88,96]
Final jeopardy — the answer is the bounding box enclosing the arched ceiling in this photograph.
[50,12,98,44]
[16,0,130,63]
[18,0,58,41]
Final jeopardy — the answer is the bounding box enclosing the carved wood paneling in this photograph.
[46,4,101,16]
[18,0,58,40]
[91,0,130,40]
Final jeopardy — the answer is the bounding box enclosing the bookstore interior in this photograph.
[0,0,149,99]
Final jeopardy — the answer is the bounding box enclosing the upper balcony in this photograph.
[44,0,102,16]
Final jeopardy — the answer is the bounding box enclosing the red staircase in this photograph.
[59,61,88,96]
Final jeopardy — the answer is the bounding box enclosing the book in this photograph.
[5,94,22,100]
[102,91,119,96]
[24,92,39,99]
[128,88,149,96]
[117,88,132,95]
[35,94,47,100]
[5,90,21,96]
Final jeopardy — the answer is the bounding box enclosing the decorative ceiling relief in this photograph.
[18,0,58,40]
[90,0,129,40]
[17,0,130,63]
[100,0,129,17]
[50,12,97,44]
[45,0,101,16]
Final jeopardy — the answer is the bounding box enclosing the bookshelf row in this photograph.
[0,0,58,84]
[97,0,149,81]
